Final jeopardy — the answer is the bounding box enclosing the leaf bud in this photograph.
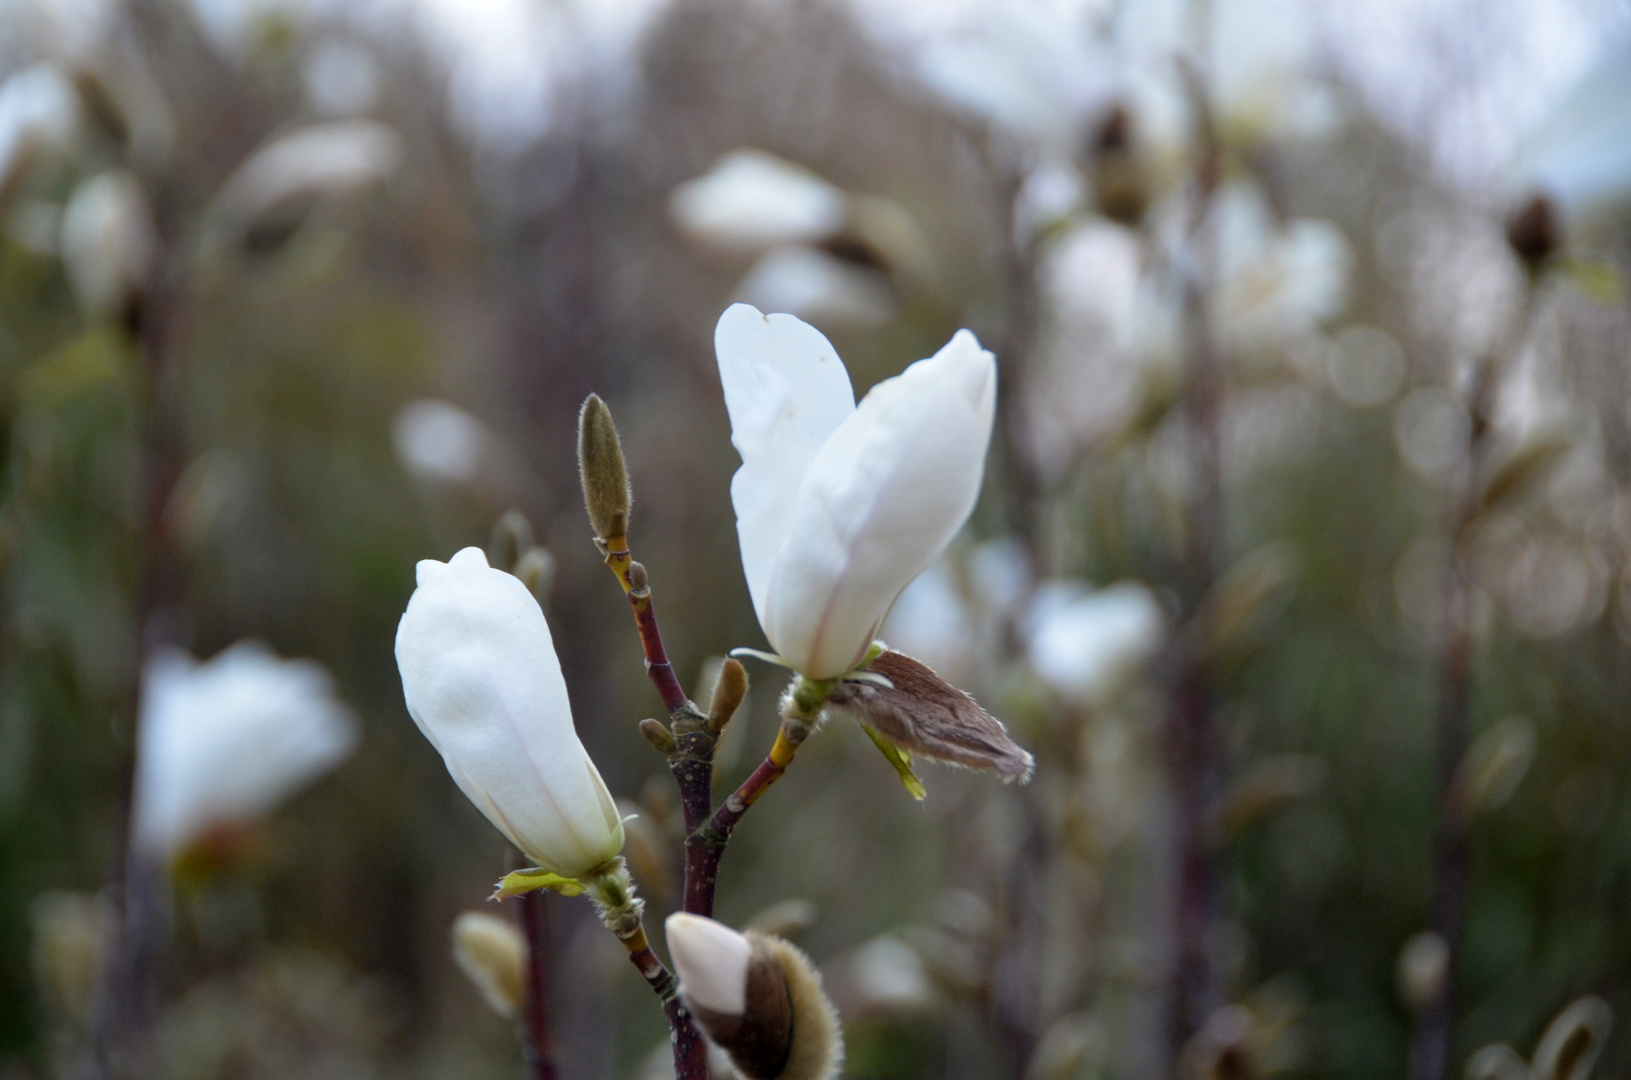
[451,911,526,1020]
[628,561,650,596]
[666,913,843,1080]
[639,718,677,756]
[709,657,749,735]
[577,394,632,543]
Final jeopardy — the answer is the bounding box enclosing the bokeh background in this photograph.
[3,0,1631,1078]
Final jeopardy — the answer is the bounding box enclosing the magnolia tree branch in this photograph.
[620,927,709,1079]
[1408,287,1541,1080]
[518,893,558,1080]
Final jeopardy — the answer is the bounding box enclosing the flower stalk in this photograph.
[517,893,557,1080]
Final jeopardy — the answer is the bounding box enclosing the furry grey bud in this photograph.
[577,394,631,542]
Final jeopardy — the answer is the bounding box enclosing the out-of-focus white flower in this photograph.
[132,641,357,860]
[881,558,975,683]
[208,120,401,249]
[0,63,78,205]
[451,911,526,1020]
[1025,580,1164,704]
[735,245,895,328]
[671,150,847,253]
[391,399,492,485]
[395,547,624,878]
[184,0,307,55]
[716,304,996,679]
[59,170,156,322]
[1212,181,1350,352]
[304,41,382,118]
[1507,42,1631,243]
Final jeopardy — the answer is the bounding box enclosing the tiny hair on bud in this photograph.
[577,394,632,541]
[709,658,749,734]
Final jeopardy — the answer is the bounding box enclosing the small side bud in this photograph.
[826,651,1034,782]
[666,913,843,1080]
[627,561,650,596]
[1455,716,1535,820]
[451,911,526,1020]
[639,718,677,756]
[709,658,749,735]
[577,394,632,542]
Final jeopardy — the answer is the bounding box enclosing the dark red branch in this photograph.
[628,590,689,716]
[518,893,557,1080]
[686,748,790,916]
[624,939,708,1080]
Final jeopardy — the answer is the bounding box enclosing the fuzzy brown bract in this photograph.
[827,650,1034,782]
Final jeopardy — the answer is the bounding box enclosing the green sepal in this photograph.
[860,722,926,801]
[492,868,583,900]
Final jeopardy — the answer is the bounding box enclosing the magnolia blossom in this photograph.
[670,150,847,253]
[716,304,996,679]
[1025,580,1164,704]
[0,63,78,207]
[395,547,623,878]
[60,171,157,322]
[735,245,894,328]
[132,641,357,860]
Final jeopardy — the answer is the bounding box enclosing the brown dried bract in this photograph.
[827,651,1034,783]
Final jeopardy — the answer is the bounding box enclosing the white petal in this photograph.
[764,333,996,677]
[132,641,357,858]
[395,547,623,877]
[670,150,847,252]
[716,304,856,628]
[665,913,751,1017]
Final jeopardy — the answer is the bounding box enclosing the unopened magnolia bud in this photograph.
[513,547,556,602]
[639,718,677,756]
[577,394,631,542]
[1506,194,1559,271]
[826,650,1034,782]
[1531,996,1612,1080]
[1395,931,1449,1013]
[709,658,749,735]
[451,911,526,1020]
[490,509,534,572]
[1456,716,1535,819]
[666,913,843,1080]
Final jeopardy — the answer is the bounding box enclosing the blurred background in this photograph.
[3,0,1631,1077]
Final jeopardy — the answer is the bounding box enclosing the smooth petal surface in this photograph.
[395,547,622,878]
[666,912,752,1016]
[764,330,996,677]
[670,149,847,252]
[132,641,357,858]
[717,303,856,628]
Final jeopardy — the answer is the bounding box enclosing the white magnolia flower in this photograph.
[391,398,493,485]
[1025,580,1164,704]
[735,245,894,328]
[395,547,624,878]
[0,63,78,206]
[132,641,357,859]
[671,150,847,253]
[60,171,157,322]
[717,304,996,679]
[1507,42,1631,242]
[208,120,401,249]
